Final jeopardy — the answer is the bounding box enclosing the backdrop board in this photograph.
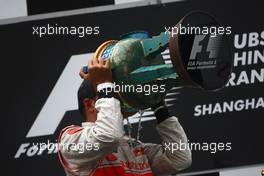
[0,0,263,175]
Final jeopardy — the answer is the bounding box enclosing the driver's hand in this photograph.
[79,57,112,89]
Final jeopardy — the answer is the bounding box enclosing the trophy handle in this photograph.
[130,64,176,83]
[140,32,170,58]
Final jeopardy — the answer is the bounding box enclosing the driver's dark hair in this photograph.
[77,80,96,116]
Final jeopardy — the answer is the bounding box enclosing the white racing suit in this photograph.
[58,97,192,176]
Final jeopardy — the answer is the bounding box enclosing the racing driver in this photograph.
[58,57,192,176]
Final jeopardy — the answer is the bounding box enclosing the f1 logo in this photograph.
[26,53,93,138]
[189,34,222,60]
